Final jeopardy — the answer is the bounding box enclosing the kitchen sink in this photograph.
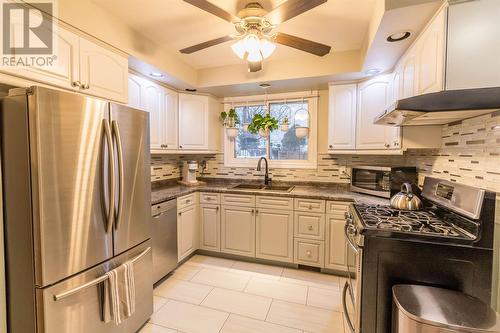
[232,184,266,190]
[231,184,295,192]
[263,185,295,192]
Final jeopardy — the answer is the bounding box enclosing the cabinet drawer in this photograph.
[177,193,198,210]
[294,198,325,213]
[326,201,350,217]
[200,192,220,204]
[294,239,325,268]
[256,196,293,210]
[294,212,325,240]
[222,194,255,207]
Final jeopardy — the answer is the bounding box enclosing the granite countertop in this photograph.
[151,179,389,206]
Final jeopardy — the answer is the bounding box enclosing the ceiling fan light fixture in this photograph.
[259,38,276,59]
[231,39,247,59]
[247,50,263,62]
[244,34,261,54]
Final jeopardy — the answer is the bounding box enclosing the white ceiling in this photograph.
[91,0,376,69]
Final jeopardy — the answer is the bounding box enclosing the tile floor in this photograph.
[140,255,350,333]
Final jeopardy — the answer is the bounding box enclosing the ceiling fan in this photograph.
[180,0,331,72]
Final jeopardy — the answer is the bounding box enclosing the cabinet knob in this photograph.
[308,205,313,210]
[216,206,219,211]
[165,144,168,148]
[307,225,313,231]
[82,83,90,90]
[179,145,183,149]
[186,200,191,204]
[329,145,333,149]
[306,250,312,257]
[255,209,259,215]
[178,212,182,216]
[251,209,255,215]
[384,143,390,148]
[71,81,82,88]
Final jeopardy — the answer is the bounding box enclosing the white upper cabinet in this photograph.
[163,88,179,150]
[143,80,165,150]
[416,8,446,95]
[2,25,80,90]
[0,9,128,103]
[128,73,179,151]
[356,75,397,150]
[178,93,209,150]
[79,38,128,103]
[328,84,357,150]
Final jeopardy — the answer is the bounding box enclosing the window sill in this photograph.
[224,158,317,169]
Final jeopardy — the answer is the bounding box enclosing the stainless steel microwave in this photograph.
[350,166,417,198]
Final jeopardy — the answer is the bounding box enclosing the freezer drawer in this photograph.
[36,241,153,333]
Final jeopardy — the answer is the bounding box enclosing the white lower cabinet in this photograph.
[294,239,325,268]
[199,204,220,252]
[325,215,348,270]
[177,201,198,262]
[221,206,256,257]
[255,208,294,263]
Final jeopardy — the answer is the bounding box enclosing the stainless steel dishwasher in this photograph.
[151,199,178,284]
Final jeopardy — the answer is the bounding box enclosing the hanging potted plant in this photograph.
[280,116,289,132]
[247,113,279,138]
[220,109,240,139]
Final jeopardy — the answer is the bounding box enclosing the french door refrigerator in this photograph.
[1,86,152,333]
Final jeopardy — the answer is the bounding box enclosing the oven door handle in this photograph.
[342,281,356,333]
[344,223,359,254]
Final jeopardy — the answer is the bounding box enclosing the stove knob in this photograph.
[344,212,352,220]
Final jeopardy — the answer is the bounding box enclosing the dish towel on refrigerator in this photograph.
[103,261,136,325]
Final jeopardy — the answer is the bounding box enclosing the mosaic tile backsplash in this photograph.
[151,112,500,193]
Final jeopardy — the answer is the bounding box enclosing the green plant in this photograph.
[247,113,279,134]
[282,116,289,124]
[220,108,240,127]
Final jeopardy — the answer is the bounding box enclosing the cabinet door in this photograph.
[128,74,145,110]
[417,8,446,95]
[178,93,208,150]
[199,204,220,252]
[356,76,391,149]
[401,50,418,99]
[79,38,128,103]
[142,81,166,150]
[221,206,255,257]
[325,215,348,271]
[177,205,197,262]
[328,84,357,150]
[163,87,179,149]
[256,209,293,263]
[1,22,79,90]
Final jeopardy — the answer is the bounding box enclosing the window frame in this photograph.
[223,92,318,169]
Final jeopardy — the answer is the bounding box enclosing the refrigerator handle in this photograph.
[112,120,124,230]
[103,120,115,233]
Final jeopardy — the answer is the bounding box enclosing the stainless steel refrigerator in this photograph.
[1,86,152,333]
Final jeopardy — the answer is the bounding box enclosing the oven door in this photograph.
[343,216,362,333]
[350,167,391,198]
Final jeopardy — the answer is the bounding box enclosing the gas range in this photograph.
[351,203,478,242]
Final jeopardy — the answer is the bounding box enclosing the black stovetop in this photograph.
[352,203,479,242]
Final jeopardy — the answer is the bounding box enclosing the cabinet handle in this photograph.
[216,206,219,211]
[71,81,82,88]
[306,250,312,257]
[307,225,313,231]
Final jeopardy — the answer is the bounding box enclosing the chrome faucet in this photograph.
[256,157,271,185]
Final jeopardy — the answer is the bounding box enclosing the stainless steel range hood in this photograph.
[376,0,500,126]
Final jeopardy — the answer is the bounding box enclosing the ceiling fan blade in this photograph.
[266,0,327,24]
[275,33,331,56]
[180,35,234,54]
[183,0,239,22]
[248,61,262,72]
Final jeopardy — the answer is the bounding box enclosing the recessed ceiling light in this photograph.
[150,72,164,78]
[259,83,271,89]
[386,31,411,42]
[365,69,381,75]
